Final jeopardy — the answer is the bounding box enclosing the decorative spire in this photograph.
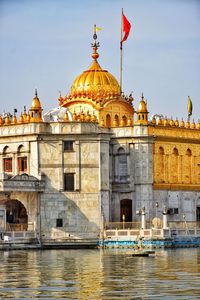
[91,24,100,61]
[35,88,38,98]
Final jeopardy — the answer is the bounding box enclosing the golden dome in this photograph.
[68,41,120,102]
[180,119,185,128]
[137,94,148,113]
[18,113,24,124]
[70,62,120,100]
[31,89,42,110]
[169,118,175,126]
[4,114,11,125]
[191,119,196,129]
[175,118,179,127]
[11,115,17,124]
[185,120,190,128]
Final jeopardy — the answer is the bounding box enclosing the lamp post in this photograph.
[155,202,159,228]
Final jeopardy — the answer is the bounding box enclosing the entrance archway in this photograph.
[120,199,132,222]
[0,199,28,231]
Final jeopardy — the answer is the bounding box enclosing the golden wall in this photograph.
[150,125,200,190]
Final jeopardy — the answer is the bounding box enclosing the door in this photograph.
[120,199,132,222]
[196,207,200,224]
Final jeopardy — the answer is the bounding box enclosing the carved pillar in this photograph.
[165,154,169,183]
[179,155,183,183]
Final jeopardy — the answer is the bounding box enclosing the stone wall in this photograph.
[153,190,200,221]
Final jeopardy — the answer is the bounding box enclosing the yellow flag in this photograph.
[96,27,102,31]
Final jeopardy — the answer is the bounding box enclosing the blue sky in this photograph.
[0,0,199,121]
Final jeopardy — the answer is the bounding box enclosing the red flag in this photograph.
[121,13,131,45]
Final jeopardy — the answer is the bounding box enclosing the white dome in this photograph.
[43,107,72,122]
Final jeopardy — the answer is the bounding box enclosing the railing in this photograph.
[168,221,200,229]
[104,221,200,240]
[105,221,153,230]
[105,221,200,230]
[2,231,36,242]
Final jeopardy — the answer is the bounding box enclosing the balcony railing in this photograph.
[0,173,45,192]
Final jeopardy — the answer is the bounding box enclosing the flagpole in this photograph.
[120,8,123,95]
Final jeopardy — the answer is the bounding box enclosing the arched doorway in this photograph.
[0,199,28,231]
[120,199,132,222]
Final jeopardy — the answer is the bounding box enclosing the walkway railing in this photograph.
[104,221,200,240]
[2,231,37,242]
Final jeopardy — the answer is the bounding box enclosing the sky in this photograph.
[0,0,200,121]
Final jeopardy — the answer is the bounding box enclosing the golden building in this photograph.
[0,32,199,243]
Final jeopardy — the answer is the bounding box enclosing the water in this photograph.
[0,248,200,299]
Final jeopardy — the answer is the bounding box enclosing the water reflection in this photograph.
[0,248,199,299]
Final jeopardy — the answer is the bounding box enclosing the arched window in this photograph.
[17,145,24,153]
[155,147,165,183]
[2,146,12,173]
[114,114,119,126]
[186,149,192,156]
[170,148,179,183]
[173,148,178,156]
[3,146,10,154]
[106,114,111,128]
[182,149,192,183]
[123,115,127,125]
[159,147,164,155]
[17,144,27,173]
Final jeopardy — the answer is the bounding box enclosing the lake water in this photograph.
[0,248,200,299]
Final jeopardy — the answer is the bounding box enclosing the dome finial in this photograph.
[91,24,100,60]
[35,88,38,97]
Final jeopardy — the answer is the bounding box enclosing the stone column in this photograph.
[162,207,168,229]
[141,207,146,229]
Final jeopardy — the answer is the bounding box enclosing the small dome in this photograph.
[163,117,169,126]
[175,118,179,127]
[43,107,72,122]
[169,118,175,126]
[180,119,185,127]
[191,119,196,129]
[31,89,42,110]
[137,94,148,113]
[31,97,42,110]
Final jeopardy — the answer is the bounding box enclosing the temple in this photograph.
[0,31,200,246]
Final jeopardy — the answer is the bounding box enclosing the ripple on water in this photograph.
[0,248,200,299]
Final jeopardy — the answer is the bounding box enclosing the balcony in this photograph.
[0,173,45,192]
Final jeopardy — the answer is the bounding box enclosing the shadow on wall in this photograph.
[40,175,100,240]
